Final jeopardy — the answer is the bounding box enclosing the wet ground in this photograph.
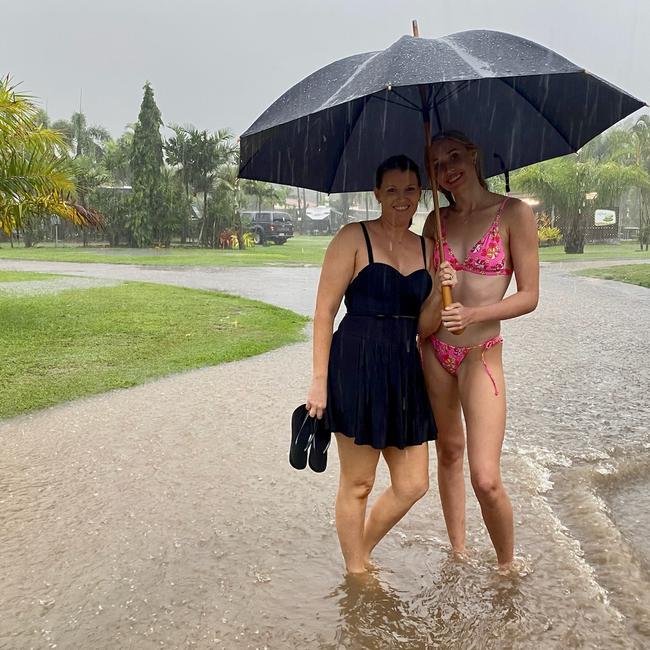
[0,258,648,649]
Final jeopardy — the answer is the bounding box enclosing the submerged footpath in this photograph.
[0,258,649,648]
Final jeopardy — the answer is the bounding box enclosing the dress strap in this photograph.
[419,236,427,269]
[359,222,374,264]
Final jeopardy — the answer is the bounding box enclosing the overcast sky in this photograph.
[2,0,648,138]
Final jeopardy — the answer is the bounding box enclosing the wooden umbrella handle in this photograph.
[412,20,465,334]
[423,128,464,335]
[413,20,464,334]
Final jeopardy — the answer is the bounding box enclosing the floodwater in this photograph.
[0,259,648,649]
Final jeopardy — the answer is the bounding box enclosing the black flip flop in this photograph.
[290,404,313,470]
[308,419,331,473]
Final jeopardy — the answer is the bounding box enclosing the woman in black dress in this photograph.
[306,155,457,573]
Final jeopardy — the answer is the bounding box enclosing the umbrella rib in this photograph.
[378,89,422,111]
[431,76,575,154]
[490,76,576,152]
[433,81,473,106]
[368,93,421,113]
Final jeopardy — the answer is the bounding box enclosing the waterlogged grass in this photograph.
[0,236,332,267]
[1,238,649,267]
[0,282,308,418]
[577,264,650,289]
[0,270,57,282]
[538,242,650,262]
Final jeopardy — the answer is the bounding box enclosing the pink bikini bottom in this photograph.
[428,335,503,396]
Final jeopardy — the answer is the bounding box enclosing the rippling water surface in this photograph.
[0,261,648,648]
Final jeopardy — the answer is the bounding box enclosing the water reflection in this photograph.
[328,572,413,649]
[0,263,648,648]
[326,554,541,650]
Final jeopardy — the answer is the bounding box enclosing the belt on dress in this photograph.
[346,313,417,320]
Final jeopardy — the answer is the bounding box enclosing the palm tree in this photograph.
[164,126,236,246]
[515,155,650,253]
[164,124,195,243]
[51,111,111,161]
[581,118,650,249]
[192,129,236,246]
[243,180,283,216]
[103,130,134,187]
[0,76,102,237]
[213,154,248,248]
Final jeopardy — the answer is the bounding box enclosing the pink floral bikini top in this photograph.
[433,198,513,276]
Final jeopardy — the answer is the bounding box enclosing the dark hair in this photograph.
[375,155,421,189]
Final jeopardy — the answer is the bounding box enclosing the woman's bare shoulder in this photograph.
[502,196,536,227]
[326,222,364,255]
[423,206,450,238]
[334,221,364,241]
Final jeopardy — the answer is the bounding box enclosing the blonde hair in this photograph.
[430,131,488,207]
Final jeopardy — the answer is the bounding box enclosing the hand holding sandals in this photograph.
[306,376,327,420]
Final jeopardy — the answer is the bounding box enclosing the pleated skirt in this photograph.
[325,315,437,449]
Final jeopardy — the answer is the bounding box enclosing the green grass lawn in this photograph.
[1,237,648,267]
[0,282,308,419]
[538,242,649,262]
[0,236,332,267]
[577,264,650,289]
[0,270,57,282]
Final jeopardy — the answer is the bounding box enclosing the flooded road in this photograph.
[0,259,648,648]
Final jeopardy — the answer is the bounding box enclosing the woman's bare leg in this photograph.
[362,442,430,560]
[422,343,467,554]
[457,344,514,567]
[335,433,381,573]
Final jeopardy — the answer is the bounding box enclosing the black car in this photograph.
[241,211,294,245]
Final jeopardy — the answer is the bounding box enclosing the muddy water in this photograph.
[0,260,648,648]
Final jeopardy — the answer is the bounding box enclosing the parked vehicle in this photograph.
[241,211,294,245]
[304,206,332,234]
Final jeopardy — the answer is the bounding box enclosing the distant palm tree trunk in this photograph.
[212,212,219,248]
[198,188,209,246]
[181,178,190,244]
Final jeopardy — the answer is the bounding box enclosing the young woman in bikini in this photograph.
[421,132,539,569]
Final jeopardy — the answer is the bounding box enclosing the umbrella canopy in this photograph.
[239,30,645,193]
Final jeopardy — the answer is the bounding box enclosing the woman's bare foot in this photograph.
[451,546,469,560]
[496,555,533,577]
[345,562,368,575]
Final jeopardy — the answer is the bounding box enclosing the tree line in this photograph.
[511,116,650,253]
[2,75,649,253]
[1,79,290,249]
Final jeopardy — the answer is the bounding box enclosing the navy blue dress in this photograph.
[325,222,437,449]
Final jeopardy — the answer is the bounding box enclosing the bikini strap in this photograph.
[419,236,427,269]
[495,197,510,224]
[359,222,374,264]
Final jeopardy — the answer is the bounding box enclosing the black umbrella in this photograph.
[240,28,644,192]
[239,26,644,309]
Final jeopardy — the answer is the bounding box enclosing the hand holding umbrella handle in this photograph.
[426,181,465,335]
[425,141,465,336]
[414,21,464,336]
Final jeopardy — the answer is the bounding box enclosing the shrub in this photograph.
[218,229,255,249]
[537,213,562,246]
